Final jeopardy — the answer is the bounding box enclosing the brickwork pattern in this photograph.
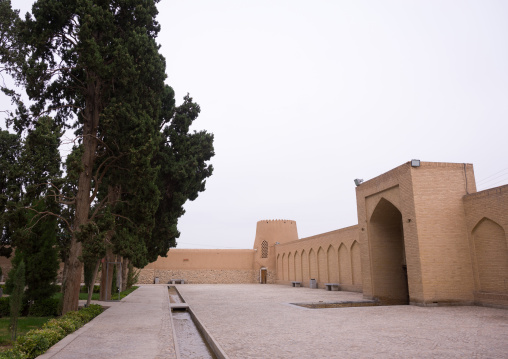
[356,164,423,303]
[411,162,475,303]
[464,184,508,307]
[275,226,361,291]
[137,268,256,284]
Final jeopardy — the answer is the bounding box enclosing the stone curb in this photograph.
[176,286,229,359]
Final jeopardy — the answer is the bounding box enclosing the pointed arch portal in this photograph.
[369,198,409,305]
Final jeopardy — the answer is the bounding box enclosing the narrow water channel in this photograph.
[169,286,217,359]
[169,286,182,304]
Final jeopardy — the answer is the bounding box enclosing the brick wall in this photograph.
[356,162,477,305]
[463,184,508,308]
[411,162,475,304]
[137,268,257,284]
[274,226,361,292]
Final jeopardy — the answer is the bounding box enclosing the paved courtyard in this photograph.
[40,284,508,358]
[177,284,508,359]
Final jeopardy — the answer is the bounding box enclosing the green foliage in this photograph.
[0,349,28,359]
[0,0,23,72]
[0,0,215,312]
[0,130,21,258]
[60,305,103,326]
[14,327,64,358]
[0,297,9,317]
[117,286,138,300]
[9,260,25,341]
[145,93,215,263]
[27,298,59,317]
[0,316,51,349]
[79,285,99,294]
[3,117,61,306]
[0,350,26,359]
[0,294,58,319]
[2,304,104,359]
[126,262,140,289]
[12,118,61,303]
[42,317,78,335]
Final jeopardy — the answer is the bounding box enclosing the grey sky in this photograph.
[4,1,508,249]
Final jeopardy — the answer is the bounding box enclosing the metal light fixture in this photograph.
[354,178,364,186]
[411,159,420,167]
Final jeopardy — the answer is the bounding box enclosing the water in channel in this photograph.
[169,287,216,359]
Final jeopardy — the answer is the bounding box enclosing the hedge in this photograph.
[0,304,103,359]
[79,285,100,294]
[0,297,59,318]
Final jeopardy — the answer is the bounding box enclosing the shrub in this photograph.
[0,349,27,359]
[43,317,80,335]
[63,307,95,324]
[79,285,100,293]
[14,327,65,358]
[28,298,59,317]
[0,297,10,317]
[1,304,104,359]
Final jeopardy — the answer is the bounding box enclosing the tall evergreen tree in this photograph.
[5,0,169,313]
[5,116,62,304]
[9,259,24,341]
[1,0,215,313]
[0,130,21,258]
[147,92,214,262]
[16,117,61,300]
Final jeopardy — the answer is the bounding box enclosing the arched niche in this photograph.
[351,241,361,285]
[473,218,508,294]
[338,243,350,285]
[327,245,339,283]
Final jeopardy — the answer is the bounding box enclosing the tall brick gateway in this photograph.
[138,161,508,308]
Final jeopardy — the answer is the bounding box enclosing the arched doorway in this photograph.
[260,268,267,284]
[369,198,409,304]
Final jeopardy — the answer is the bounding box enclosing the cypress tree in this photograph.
[1,0,215,313]
[9,259,25,341]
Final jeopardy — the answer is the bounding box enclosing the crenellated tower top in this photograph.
[257,219,296,225]
[253,219,298,250]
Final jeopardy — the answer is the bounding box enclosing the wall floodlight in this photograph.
[411,159,421,167]
[354,178,364,186]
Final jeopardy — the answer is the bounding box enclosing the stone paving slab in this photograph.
[177,284,508,359]
[39,285,177,359]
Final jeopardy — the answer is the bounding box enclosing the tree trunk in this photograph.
[86,260,100,306]
[98,185,121,300]
[116,255,122,294]
[121,257,129,291]
[62,242,83,313]
[61,78,101,314]
[99,249,115,301]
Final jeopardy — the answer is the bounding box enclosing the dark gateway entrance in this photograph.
[369,198,409,305]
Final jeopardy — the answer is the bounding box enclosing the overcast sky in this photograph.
[4,1,508,249]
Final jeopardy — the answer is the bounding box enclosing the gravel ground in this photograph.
[177,284,508,359]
